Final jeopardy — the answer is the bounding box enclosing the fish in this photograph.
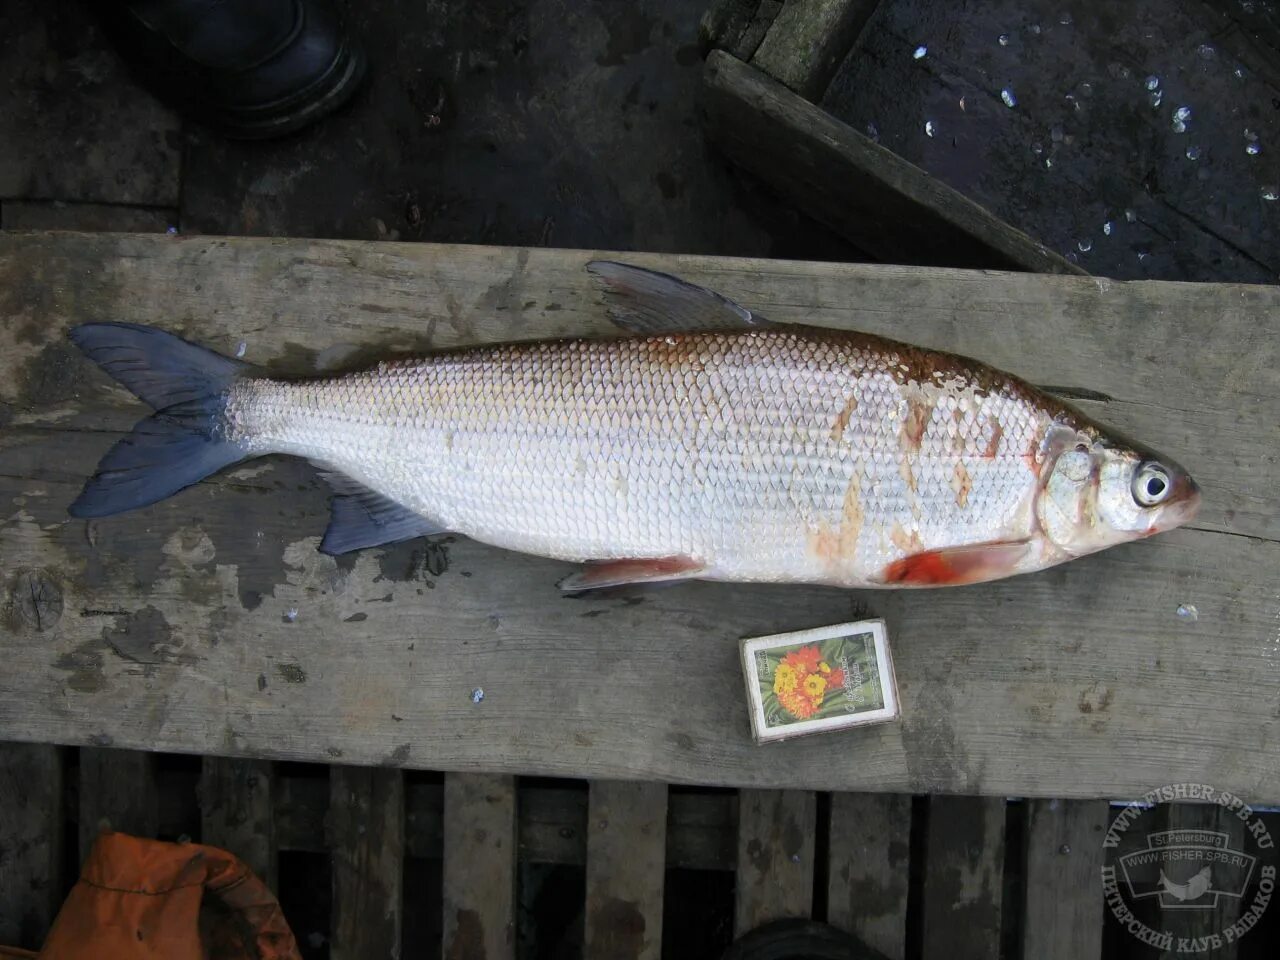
[66,261,1200,591]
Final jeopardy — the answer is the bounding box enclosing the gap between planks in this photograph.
[78,747,158,861]
[0,743,64,952]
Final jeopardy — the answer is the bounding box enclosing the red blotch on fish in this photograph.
[881,540,1031,586]
[882,550,961,585]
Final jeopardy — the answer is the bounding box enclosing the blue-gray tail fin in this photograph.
[68,323,252,518]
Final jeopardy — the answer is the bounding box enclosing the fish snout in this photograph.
[1166,471,1201,525]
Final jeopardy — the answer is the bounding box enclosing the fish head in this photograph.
[1036,424,1200,557]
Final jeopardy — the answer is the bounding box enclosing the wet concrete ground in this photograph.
[184,0,864,259]
[0,0,859,264]
[5,1,1276,284]
[822,0,1280,281]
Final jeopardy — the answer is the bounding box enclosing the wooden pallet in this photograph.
[0,745,1130,958]
[3,747,1276,957]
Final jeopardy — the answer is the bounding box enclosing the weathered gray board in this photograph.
[0,232,1277,800]
[1021,799,1109,960]
[703,0,884,100]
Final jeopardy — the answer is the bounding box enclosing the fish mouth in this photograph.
[1149,473,1201,533]
[1172,473,1202,520]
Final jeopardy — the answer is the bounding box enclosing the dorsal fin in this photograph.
[586,261,773,334]
[316,470,449,555]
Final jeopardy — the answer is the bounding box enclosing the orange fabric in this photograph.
[33,832,300,960]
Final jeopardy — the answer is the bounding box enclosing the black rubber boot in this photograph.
[103,0,366,139]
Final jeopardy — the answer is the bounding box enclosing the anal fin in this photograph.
[558,555,707,593]
[317,470,449,555]
[880,540,1031,586]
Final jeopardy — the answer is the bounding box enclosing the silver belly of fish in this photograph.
[227,330,1051,587]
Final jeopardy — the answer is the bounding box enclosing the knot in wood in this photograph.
[12,568,63,631]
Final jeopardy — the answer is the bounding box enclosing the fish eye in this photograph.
[1132,462,1171,507]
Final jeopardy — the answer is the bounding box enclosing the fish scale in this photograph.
[224,329,1052,587]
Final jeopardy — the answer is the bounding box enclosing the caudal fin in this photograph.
[68,323,252,518]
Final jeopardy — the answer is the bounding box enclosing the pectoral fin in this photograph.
[586,260,772,334]
[558,555,707,592]
[880,540,1032,586]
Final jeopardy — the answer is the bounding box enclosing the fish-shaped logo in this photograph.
[1158,865,1213,902]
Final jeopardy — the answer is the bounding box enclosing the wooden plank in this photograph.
[1100,795,1279,956]
[735,789,816,935]
[702,50,1085,274]
[1,232,1279,800]
[443,773,516,960]
[700,0,781,61]
[584,781,668,960]
[1022,799,1109,960]
[826,792,909,959]
[78,747,158,858]
[1156,802,1244,960]
[328,766,404,960]
[0,742,63,951]
[751,0,884,99]
[200,757,276,889]
[919,797,1005,960]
